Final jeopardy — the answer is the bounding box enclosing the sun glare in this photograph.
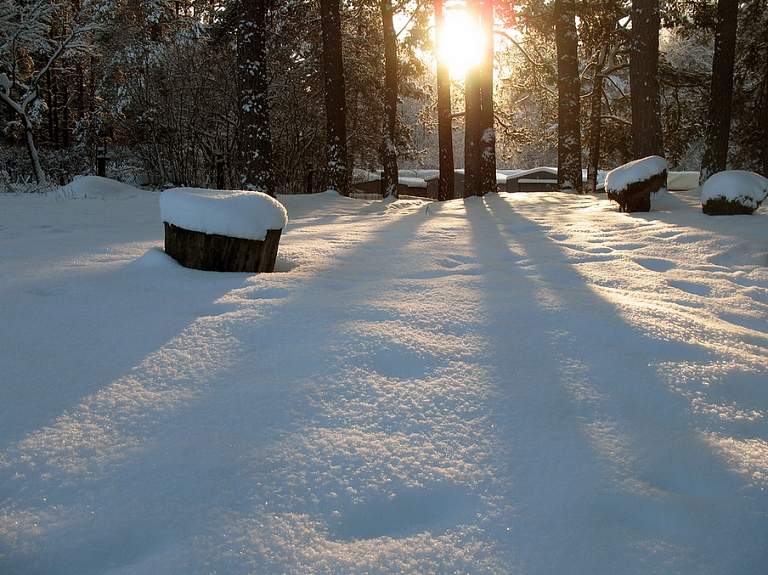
[438,7,483,79]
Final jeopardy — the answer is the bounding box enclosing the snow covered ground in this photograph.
[1,176,768,574]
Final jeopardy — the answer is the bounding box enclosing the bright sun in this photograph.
[437,6,484,79]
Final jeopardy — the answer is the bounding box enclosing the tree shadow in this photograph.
[462,192,768,573]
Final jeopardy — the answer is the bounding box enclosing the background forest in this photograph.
[1,0,767,196]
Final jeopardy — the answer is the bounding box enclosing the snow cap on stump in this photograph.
[605,156,668,213]
[605,156,668,194]
[159,188,288,240]
[700,170,768,215]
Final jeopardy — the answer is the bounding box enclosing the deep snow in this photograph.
[1,177,768,574]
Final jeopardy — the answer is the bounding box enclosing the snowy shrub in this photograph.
[701,170,768,215]
[605,156,668,213]
[0,146,90,189]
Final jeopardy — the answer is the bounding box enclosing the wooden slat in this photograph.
[164,223,282,273]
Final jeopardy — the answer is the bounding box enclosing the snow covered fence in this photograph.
[605,156,668,213]
[159,188,288,272]
[700,170,768,215]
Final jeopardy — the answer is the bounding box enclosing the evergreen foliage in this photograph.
[1,0,765,188]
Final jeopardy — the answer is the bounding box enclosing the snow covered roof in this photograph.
[506,167,558,180]
[701,170,768,208]
[667,171,700,191]
[398,177,428,189]
[353,169,441,184]
[160,188,288,241]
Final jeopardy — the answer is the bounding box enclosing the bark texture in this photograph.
[463,0,482,197]
[700,0,739,184]
[586,46,607,194]
[164,223,282,273]
[478,0,497,195]
[320,0,350,195]
[237,0,274,195]
[630,0,664,159]
[555,0,583,193]
[434,0,455,201]
[464,0,496,197]
[381,0,399,199]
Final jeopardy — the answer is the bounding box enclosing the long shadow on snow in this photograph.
[463,193,768,575]
[0,253,272,575]
[0,198,468,574]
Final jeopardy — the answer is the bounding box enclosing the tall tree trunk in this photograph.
[761,62,768,177]
[62,79,70,148]
[47,70,55,146]
[478,0,497,194]
[237,0,274,195]
[24,115,47,185]
[76,62,85,122]
[700,0,739,184]
[0,83,48,184]
[320,0,349,195]
[381,0,399,199]
[464,0,482,197]
[555,0,583,193]
[435,0,455,201]
[586,45,607,194]
[630,0,664,159]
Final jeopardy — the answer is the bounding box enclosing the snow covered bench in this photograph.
[605,156,668,213]
[701,170,768,215]
[160,188,288,272]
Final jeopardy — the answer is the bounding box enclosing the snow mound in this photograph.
[160,188,288,241]
[50,175,142,199]
[701,170,768,209]
[605,156,668,193]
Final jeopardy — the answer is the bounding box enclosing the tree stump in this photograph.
[700,170,768,215]
[159,188,288,273]
[164,223,282,272]
[605,156,668,213]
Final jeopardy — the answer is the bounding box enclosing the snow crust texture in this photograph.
[1,179,768,575]
[160,187,288,240]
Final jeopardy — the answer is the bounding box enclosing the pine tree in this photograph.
[464,0,495,197]
[555,0,582,193]
[629,0,663,159]
[320,0,349,195]
[381,0,399,199]
[700,0,739,184]
[237,0,274,194]
[478,0,497,195]
[434,0,455,201]
[464,0,482,196]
